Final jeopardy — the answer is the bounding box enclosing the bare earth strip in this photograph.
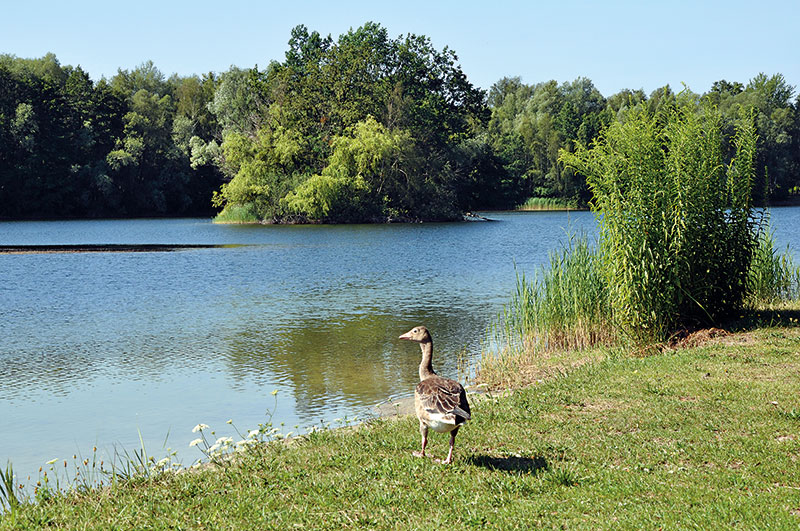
[0,244,225,254]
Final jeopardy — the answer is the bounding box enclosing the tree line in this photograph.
[1,22,798,222]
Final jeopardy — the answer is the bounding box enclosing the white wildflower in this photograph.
[156,458,170,468]
[226,419,233,424]
[271,389,279,396]
[217,436,234,446]
[192,423,210,433]
[247,429,260,439]
[46,458,58,465]
[188,438,203,448]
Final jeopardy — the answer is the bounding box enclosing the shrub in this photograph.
[560,101,759,340]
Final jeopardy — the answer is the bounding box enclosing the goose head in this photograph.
[398,326,431,343]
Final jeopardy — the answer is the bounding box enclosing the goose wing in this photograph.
[415,376,471,425]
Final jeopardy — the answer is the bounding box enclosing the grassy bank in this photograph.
[2,311,799,528]
[516,197,583,211]
[212,203,262,224]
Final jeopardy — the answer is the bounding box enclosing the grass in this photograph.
[213,203,261,224]
[2,316,799,528]
[747,227,800,307]
[516,197,582,211]
[489,234,614,363]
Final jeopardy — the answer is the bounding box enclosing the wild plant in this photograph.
[503,233,612,352]
[0,461,20,513]
[560,100,759,340]
[746,226,800,306]
[481,233,614,381]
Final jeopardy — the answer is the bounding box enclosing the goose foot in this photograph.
[412,451,426,458]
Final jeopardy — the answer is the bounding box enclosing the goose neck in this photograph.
[418,340,436,380]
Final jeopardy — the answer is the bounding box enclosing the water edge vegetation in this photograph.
[1,311,799,528]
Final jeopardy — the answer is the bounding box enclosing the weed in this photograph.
[0,462,20,512]
[517,197,581,211]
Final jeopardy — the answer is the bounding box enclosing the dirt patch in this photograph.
[715,333,758,346]
[668,328,730,349]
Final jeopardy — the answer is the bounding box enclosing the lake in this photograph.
[2,208,799,487]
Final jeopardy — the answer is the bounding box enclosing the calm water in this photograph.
[1,208,799,486]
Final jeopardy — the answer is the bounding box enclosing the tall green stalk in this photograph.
[560,101,759,340]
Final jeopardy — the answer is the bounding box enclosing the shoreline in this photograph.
[4,323,799,527]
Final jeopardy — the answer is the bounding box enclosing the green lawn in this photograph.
[2,326,799,529]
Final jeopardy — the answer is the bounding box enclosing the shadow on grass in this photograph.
[467,454,548,474]
[728,307,800,331]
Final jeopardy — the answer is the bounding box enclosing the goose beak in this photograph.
[398,331,413,341]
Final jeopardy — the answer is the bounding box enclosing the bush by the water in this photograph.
[560,100,759,340]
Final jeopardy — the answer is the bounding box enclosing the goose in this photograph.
[399,326,471,464]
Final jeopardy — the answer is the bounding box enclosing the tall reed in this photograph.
[0,461,20,512]
[746,226,800,306]
[487,234,613,364]
[560,101,759,341]
[517,197,581,211]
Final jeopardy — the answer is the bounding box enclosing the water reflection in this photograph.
[222,309,485,416]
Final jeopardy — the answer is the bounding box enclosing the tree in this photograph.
[210,23,488,223]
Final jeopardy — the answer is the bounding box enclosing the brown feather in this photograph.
[415,376,471,425]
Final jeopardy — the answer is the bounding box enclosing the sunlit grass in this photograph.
[517,196,581,211]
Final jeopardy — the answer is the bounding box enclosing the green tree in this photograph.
[210,23,488,223]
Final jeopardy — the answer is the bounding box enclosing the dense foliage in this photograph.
[561,101,759,339]
[1,23,799,221]
[206,23,491,222]
[0,55,222,218]
[487,74,800,206]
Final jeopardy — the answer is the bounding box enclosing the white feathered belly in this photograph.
[425,413,460,433]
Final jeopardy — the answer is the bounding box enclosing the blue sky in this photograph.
[2,0,798,98]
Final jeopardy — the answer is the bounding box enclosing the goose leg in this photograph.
[413,423,428,458]
[443,427,459,464]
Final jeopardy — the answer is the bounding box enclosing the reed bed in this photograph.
[517,197,581,211]
[746,226,800,307]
